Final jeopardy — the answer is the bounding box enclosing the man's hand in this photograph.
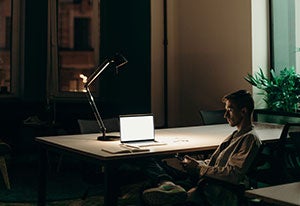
[181,155,201,177]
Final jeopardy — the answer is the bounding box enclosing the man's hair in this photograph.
[222,90,254,114]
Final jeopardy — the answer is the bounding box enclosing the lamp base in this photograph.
[97,135,120,141]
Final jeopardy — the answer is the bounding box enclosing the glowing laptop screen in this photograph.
[120,114,155,142]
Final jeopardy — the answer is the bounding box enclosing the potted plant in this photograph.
[245,67,300,113]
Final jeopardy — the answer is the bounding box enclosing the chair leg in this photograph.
[0,156,11,189]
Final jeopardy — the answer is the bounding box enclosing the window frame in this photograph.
[47,0,100,100]
[0,0,23,98]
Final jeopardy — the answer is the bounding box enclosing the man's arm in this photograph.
[184,133,261,184]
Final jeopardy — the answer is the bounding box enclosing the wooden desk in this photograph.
[245,182,300,206]
[36,123,283,206]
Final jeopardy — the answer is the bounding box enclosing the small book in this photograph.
[101,145,149,154]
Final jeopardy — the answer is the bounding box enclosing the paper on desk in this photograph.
[101,145,149,154]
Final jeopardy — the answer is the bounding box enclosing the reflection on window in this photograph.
[56,0,100,94]
[0,0,11,94]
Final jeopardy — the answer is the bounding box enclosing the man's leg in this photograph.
[140,158,187,205]
[141,158,173,184]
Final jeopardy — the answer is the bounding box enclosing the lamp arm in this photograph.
[85,60,111,88]
[84,59,116,139]
[84,53,127,141]
[85,87,107,137]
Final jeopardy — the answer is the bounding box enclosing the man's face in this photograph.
[224,100,244,127]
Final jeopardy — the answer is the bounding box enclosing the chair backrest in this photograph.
[278,123,300,140]
[290,131,300,155]
[198,109,227,125]
[77,118,120,134]
[245,143,267,188]
[274,123,300,183]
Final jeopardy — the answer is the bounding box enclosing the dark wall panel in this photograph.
[99,0,151,115]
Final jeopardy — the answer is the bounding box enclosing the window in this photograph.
[74,17,91,50]
[270,0,300,74]
[48,0,100,98]
[0,0,21,96]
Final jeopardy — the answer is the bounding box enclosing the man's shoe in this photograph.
[142,181,187,206]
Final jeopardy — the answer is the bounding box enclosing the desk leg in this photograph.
[103,163,118,206]
[37,147,48,206]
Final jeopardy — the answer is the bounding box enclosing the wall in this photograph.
[100,0,151,115]
[151,0,270,127]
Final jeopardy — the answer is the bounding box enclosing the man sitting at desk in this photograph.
[142,90,262,205]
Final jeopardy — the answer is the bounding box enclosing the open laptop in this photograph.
[119,114,166,148]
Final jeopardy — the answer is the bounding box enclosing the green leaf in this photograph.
[244,67,300,113]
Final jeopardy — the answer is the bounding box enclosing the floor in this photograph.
[0,152,143,206]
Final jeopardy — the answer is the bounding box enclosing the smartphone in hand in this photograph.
[175,153,184,161]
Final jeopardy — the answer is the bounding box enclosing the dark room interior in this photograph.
[0,0,300,206]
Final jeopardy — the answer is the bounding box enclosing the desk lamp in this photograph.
[85,53,128,141]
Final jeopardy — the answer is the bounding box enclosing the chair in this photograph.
[198,109,227,125]
[290,131,300,156]
[280,123,300,182]
[254,123,300,186]
[244,143,266,188]
[77,119,100,134]
[77,118,120,134]
[0,141,11,189]
[231,143,268,205]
